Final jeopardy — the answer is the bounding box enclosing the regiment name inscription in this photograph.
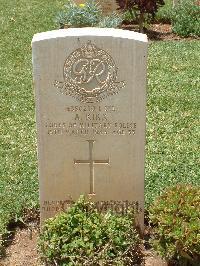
[46,103,136,137]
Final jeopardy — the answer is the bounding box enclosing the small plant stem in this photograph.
[129,8,135,22]
[139,12,144,33]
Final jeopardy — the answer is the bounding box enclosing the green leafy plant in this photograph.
[115,0,165,32]
[55,0,102,28]
[155,0,173,23]
[39,196,143,265]
[55,0,123,29]
[98,12,123,28]
[149,184,200,265]
[171,0,200,37]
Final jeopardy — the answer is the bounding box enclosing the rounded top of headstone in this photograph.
[32,28,148,44]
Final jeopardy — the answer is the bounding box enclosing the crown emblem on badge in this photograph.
[54,41,125,103]
[80,41,97,59]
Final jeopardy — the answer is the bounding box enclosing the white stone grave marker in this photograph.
[32,28,148,230]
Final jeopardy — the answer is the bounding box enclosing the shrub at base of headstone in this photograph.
[38,196,144,266]
[149,184,200,266]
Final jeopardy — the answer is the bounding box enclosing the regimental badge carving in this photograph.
[54,41,126,103]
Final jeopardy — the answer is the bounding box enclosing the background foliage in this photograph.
[55,0,102,28]
[116,0,165,31]
[0,0,199,253]
[171,0,200,37]
[55,0,122,29]
[155,0,173,23]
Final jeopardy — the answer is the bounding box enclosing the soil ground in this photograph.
[0,225,40,266]
[0,224,167,266]
[123,23,199,41]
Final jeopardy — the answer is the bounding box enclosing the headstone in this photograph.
[32,28,147,230]
[75,0,119,14]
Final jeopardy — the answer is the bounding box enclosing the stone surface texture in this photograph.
[32,28,148,228]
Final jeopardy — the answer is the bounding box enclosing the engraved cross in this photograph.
[74,140,110,195]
